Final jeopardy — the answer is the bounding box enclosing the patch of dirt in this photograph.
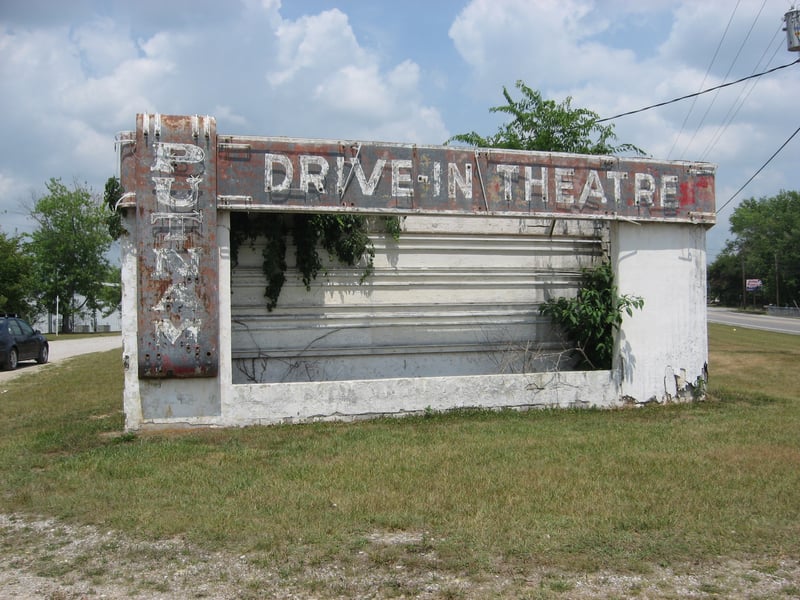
[1,514,798,599]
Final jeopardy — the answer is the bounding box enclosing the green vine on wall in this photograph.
[539,261,643,370]
[231,213,401,311]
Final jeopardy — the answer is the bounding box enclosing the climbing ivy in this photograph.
[539,261,643,370]
[231,213,401,311]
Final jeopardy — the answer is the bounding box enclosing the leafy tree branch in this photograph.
[540,262,643,370]
[450,80,645,156]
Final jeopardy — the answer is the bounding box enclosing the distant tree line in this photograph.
[708,190,800,308]
[0,178,122,332]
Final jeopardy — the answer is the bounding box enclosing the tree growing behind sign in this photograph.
[709,190,800,307]
[449,80,644,156]
[452,81,645,370]
[25,179,117,333]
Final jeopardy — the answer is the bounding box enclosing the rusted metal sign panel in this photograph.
[118,113,716,382]
[217,137,716,224]
[119,114,219,378]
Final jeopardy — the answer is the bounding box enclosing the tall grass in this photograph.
[0,323,798,576]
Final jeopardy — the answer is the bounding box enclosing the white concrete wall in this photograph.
[612,222,709,403]
[225,370,620,426]
[120,223,142,430]
[120,213,710,429]
[121,213,227,429]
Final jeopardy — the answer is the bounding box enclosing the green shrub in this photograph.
[539,261,643,369]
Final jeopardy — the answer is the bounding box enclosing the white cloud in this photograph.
[315,64,390,117]
[70,17,140,76]
[0,171,35,233]
[269,9,365,86]
[449,0,638,93]
[0,0,450,231]
[0,0,794,259]
[447,0,797,163]
[264,8,447,142]
[211,105,248,128]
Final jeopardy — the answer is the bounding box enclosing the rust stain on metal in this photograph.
[119,113,716,381]
[120,114,219,379]
[217,137,716,224]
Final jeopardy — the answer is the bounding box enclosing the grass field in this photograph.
[0,323,798,597]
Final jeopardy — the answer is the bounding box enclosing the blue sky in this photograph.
[1,0,798,260]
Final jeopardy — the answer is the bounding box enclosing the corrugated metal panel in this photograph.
[230,216,602,383]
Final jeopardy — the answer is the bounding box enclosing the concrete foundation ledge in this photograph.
[221,370,622,427]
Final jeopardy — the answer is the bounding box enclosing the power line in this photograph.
[667,0,741,158]
[597,58,799,123]
[716,123,800,215]
[677,0,768,159]
[699,29,784,162]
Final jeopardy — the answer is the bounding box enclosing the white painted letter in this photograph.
[661,175,679,208]
[336,156,345,194]
[152,176,202,211]
[265,153,293,192]
[578,170,607,205]
[496,165,518,202]
[300,155,329,194]
[555,168,575,204]
[151,142,205,173]
[392,160,413,197]
[352,158,386,196]
[606,171,628,206]
[635,173,656,206]
[448,163,472,200]
[524,166,548,204]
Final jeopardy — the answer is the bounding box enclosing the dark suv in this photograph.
[0,315,49,370]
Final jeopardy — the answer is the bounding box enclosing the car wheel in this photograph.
[7,348,18,370]
[37,344,49,364]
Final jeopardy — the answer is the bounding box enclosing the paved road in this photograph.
[0,335,122,384]
[707,307,800,335]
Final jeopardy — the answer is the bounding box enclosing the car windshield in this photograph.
[16,319,34,336]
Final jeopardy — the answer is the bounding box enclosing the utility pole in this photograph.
[785,9,800,52]
[741,253,746,309]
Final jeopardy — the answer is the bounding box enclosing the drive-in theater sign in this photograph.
[117,114,715,429]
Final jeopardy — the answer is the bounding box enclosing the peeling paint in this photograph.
[119,114,220,379]
[218,141,717,223]
[118,113,713,429]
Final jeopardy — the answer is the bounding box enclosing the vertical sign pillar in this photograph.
[134,114,219,378]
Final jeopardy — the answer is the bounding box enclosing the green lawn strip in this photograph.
[0,327,798,579]
[707,323,800,401]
